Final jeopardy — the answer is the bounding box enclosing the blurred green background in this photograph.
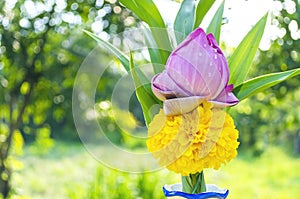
[0,0,300,198]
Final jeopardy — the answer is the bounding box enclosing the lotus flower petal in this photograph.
[163,96,206,115]
[209,84,239,107]
[152,71,190,100]
[152,28,238,115]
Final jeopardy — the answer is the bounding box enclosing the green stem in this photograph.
[191,172,202,194]
[181,171,206,194]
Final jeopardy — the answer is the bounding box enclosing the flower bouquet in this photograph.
[85,0,300,198]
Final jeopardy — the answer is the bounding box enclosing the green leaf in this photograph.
[129,52,161,126]
[193,0,215,29]
[149,27,172,65]
[119,0,172,64]
[233,68,300,101]
[83,30,130,72]
[206,1,224,44]
[174,0,196,44]
[229,13,268,86]
[119,0,165,28]
[118,1,142,19]
[142,27,163,68]
[84,30,161,125]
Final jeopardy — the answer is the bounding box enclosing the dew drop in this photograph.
[208,72,212,77]
[214,49,218,53]
[198,52,203,57]
[209,62,213,66]
[203,44,207,48]
[214,54,218,59]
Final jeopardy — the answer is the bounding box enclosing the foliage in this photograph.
[228,13,268,86]
[174,0,196,43]
[79,168,169,199]
[86,0,300,130]
[0,0,90,195]
[234,68,300,101]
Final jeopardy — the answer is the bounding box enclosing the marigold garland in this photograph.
[146,102,239,176]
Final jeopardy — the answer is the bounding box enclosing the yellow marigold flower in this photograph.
[147,101,239,176]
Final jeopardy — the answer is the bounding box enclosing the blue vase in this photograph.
[163,183,229,199]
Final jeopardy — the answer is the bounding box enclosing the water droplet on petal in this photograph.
[209,62,213,66]
[203,44,207,48]
[214,54,218,59]
[208,72,212,77]
[198,52,203,57]
[214,49,218,52]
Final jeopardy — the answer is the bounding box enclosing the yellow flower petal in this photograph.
[147,101,239,175]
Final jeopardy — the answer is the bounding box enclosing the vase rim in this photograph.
[163,183,229,199]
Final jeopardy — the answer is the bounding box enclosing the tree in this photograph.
[0,0,139,196]
[0,0,86,196]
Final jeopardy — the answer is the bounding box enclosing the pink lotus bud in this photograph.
[152,28,238,115]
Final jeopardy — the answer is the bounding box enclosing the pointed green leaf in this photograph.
[206,1,224,44]
[83,30,130,72]
[229,13,268,86]
[174,0,196,44]
[119,0,165,28]
[148,27,172,66]
[129,53,161,126]
[118,0,143,21]
[119,0,172,64]
[233,68,300,101]
[193,0,215,29]
[142,28,164,73]
[84,28,152,84]
[84,30,162,125]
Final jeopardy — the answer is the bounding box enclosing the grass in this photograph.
[11,142,98,199]
[11,142,300,199]
[206,147,300,198]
